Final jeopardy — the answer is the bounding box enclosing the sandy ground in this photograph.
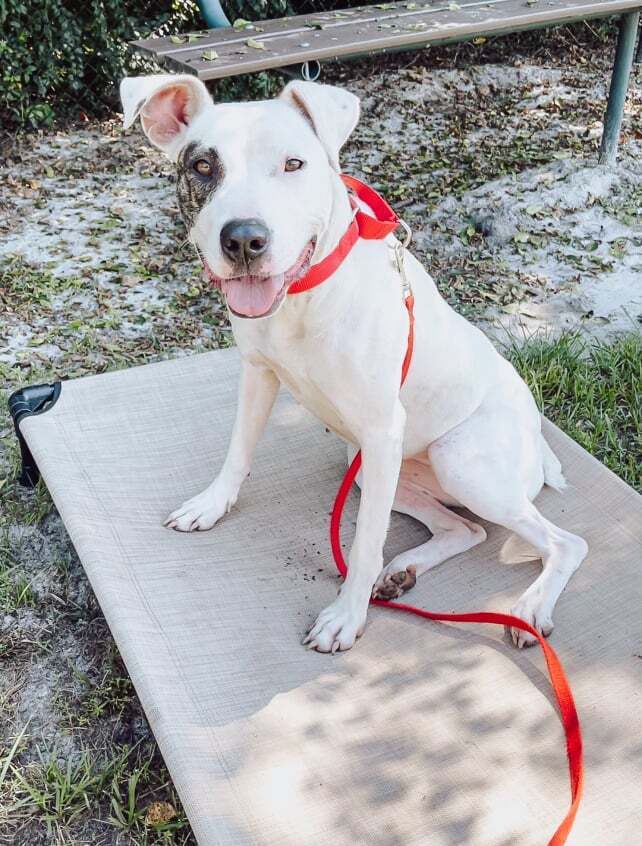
[2,59,641,372]
[0,31,640,845]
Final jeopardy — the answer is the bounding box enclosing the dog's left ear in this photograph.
[280,81,360,171]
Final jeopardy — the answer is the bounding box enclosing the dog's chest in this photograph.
[236,318,358,443]
[274,360,354,442]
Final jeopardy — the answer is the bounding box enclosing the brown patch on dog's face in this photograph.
[176,142,225,231]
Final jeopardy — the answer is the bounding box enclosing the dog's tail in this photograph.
[541,434,567,493]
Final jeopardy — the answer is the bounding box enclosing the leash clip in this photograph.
[391,219,413,299]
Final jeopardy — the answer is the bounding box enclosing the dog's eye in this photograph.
[193,159,213,177]
[284,158,304,173]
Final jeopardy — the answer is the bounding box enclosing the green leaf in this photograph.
[246,38,266,50]
[233,18,252,29]
[169,35,185,44]
[201,50,219,61]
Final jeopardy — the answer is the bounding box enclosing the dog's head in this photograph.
[120,75,359,319]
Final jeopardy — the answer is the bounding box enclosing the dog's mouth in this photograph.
[200,241,316,319]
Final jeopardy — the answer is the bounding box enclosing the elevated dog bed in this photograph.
[14,348,642,845]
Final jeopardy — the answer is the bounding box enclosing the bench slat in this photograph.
[131,0,642,80]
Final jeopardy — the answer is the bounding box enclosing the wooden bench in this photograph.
[132,0,641,164]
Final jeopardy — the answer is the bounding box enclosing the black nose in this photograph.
[220,219,270,265]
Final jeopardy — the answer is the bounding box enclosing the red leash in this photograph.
[290,176,583,844]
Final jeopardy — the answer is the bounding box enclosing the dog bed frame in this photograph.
[10,347,642,845]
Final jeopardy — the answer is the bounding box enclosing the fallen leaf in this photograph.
[246,38,266,49]
[169,35,185,44]
[201,50,219,60]
[145,801,177,827]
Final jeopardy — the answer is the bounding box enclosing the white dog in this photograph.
[121,75,588,653]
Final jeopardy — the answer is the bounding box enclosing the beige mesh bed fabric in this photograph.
[18,347,642,846]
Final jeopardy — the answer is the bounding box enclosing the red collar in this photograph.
[287,175,400,295]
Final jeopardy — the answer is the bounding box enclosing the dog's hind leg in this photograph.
[496,502,587,647]
[427,393,588,648]
[372,459,487,601]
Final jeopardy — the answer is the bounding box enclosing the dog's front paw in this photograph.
[164,486,232,532]
[303,596,367,653]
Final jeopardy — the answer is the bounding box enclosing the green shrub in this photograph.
[0,0,364,130]
[0,1,201,128]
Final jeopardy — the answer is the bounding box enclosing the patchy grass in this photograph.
[0,534,36,613]
[0,260,84,316]
[5,740,192,844]
[59,642,135,729]
[508,332,642,491]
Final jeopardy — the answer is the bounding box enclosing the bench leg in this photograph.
[196,0,230,28]
[598,11,640,166]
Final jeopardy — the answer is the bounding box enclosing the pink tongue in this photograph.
[221,274,285,317]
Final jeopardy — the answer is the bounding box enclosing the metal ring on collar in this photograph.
[397,219,412,248]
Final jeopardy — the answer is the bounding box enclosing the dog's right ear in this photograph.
[120,74,211,159]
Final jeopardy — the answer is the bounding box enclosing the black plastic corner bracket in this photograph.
[8,382,62,488]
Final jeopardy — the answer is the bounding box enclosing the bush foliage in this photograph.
[0,0,303,128]
[0,0,367,130]
[0,1,203,127]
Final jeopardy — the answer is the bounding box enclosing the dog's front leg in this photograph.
[305,405,406,652]
[165,361,279,532]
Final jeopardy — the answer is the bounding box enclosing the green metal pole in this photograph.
[196,0,230,29]
[598,10,640,167]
